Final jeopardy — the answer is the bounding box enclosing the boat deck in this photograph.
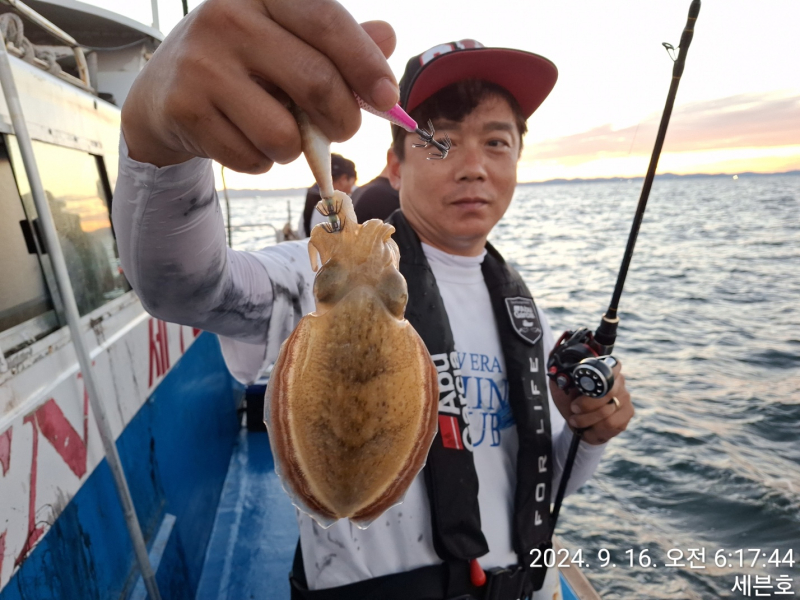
[196,428,298,600]
[195,427,587,600]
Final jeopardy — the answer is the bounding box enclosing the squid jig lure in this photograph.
[302,95,452,235]
[355,95,451,160]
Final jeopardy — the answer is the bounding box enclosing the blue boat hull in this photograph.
[1,333,243,600]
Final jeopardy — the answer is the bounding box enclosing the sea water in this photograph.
[225,174,799,599]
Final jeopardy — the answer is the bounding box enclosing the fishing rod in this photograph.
[548,0,701,534]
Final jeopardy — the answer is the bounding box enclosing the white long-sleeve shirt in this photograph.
[112,136,605,598]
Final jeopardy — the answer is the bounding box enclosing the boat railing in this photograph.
[0,0,92,90]
[224,221,297,247]
[220,166,299,246]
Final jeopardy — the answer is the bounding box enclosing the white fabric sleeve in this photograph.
[539,308,607,500]
[216,238,316,384]
[112,134,275,344]
[551,425,606,499]
[112,134,317,386]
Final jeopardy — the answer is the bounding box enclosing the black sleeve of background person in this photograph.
[353,182,400,223]
[302,187,322,237]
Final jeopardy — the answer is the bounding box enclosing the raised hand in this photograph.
[121,0,397,172]
[550,360,634,445]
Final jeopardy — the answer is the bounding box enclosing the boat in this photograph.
[0,2,601,598]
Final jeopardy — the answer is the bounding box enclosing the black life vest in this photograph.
[388,211,553,574]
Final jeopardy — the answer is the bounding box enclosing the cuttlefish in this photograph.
[264,108,438,528]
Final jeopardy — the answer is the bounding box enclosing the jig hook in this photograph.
[316,197,344,233]
[412,120,452,160]
[354,95,452,160]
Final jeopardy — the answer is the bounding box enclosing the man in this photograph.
[352,150,400,222]
[300,153,357,237]
[114,2,633,598]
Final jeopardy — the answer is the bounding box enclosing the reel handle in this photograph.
[572,355,617,398]
[547,329,617,398]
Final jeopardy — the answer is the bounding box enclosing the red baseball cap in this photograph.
[398,39,558,119]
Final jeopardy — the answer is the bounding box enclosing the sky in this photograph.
[87,0,800,189]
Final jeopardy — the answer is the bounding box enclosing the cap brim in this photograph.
[405,48,558,119]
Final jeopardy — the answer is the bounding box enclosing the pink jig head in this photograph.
[354,94,451,160]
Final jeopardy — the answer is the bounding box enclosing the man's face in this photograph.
[389,95,521,256]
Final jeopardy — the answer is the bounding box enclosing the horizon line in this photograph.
[216,168,800,194]
[518,168,800,186]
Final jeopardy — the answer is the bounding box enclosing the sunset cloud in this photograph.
[526,92,800,161]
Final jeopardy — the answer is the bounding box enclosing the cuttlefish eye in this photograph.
[376,268,407,318]
[314,259,347,305]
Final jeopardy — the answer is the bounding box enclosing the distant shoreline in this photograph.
[217,169,800,197]
[518,169,800,186]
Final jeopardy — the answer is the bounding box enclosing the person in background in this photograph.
[113,1,634,598]
[300,153,356,237]
[351,149,400,222]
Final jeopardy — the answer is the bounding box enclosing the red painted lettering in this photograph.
[0,427,11,476]
[15,416,44,567]
[149,319,156,387]
[148,319,171,387]
[34,399,87,479]
[12,375,91,568]
[159,321,170,374]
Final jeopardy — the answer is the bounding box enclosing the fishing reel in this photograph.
[547,328,618,398]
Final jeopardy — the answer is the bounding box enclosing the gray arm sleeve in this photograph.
[551,422,606,500]
[112,135,274,344]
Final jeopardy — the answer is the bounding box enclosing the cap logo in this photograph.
[419,39,484,67]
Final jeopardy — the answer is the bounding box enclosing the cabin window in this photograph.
[0,140,57,345]
[7,138,130,317]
